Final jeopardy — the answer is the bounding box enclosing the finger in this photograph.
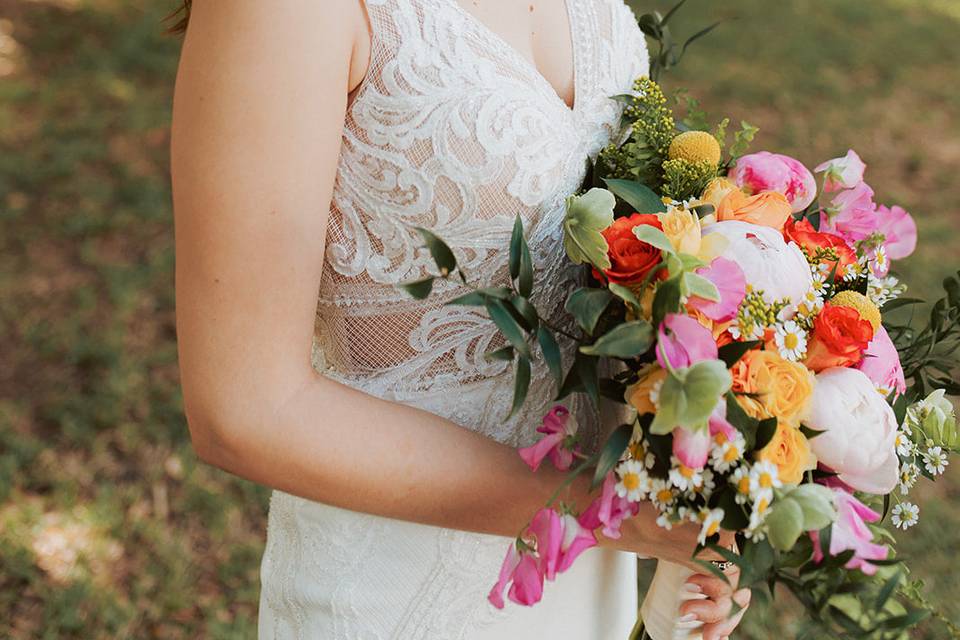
[701,589,751,640]
[685,573,732,600]
[678,596,729,625]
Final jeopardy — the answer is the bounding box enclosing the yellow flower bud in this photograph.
[668,131,722,167]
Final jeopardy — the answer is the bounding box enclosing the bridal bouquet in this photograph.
[400,69,960,640]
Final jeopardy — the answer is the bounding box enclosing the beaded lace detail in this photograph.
[259,1,649,638]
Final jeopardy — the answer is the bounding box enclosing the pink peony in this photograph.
[875,204,917,260]
[656,313,718,370]
[518,405,580,472]
[857,325,906,397]
[815,150,867,193]
[578,473,640,540]
[810,486,888,575]
[730,151,817,213]
[820,182,880,243]
[687,257,747,322]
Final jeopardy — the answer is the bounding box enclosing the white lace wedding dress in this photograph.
[257,0,650,637]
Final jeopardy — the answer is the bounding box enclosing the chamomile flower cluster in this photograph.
[866,273,906,308]
[729,288,791,341]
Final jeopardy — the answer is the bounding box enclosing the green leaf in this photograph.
[399,276,435,299]
[509,295,539,332]
[414,227,457,274]
[602,178,668,214]
[726,391,760,449]
[651,275,683,327]
[717,488,750,530]
[766,497,804,551]
[591,423,633,489]
[650,360,732,435]
[580,320,655,358]
[563,188,615,269]
[874,569,902,612]
[565,287,614,335]
[608,282,642,311]
[717,340,761,368]
[755,418,778,451]
[684,272,720,302]
[485,299,531,359]
[508,356,532,418]
[485,346,515,362]
[510,215,534,298]
[577,352,600,408]
[632,224,675,254]
[786,484,837,531]
[537,327,563,392]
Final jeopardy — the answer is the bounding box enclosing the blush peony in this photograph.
[730,152,817,213]
[806,367,899,494]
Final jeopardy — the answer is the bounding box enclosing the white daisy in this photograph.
[696,507,725,545]
[615,459,650,502]
[627,436,656,470]
[749,461,782,502]
[868,245,889,278]
[774,320,808,361]
[898,462,919,495]
[730,466,753,505]
[655,510,676,530]
[891,502,919,530]
[687,468,716,500]
[668,456,703,493]
[649,478,677,510]
[745,493,772,539]
[710,430,746,473]
[895,430,914,458]
[923,446,949,476]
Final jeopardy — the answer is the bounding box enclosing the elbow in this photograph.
[182,395,251,473]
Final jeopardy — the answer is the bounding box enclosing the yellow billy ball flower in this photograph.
[668,131,722,167]
[830,290,882,332]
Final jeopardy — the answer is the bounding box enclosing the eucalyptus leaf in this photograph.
[651,275,683,327]
[485,346,515,362]
[485,299,531,359]
[510,215,534,298]
[755,418,778,451]
[785,483,837,531]
[591,423,633,489]
[508,356,532,418]
[580,320,655,358]
[602,178,667,214]
[632,224,675,254]
[414,227,457,274]
[608,282,642,311]
[565,287,615,335]
[509,295,539,332]
[563,188,615,269]
[718,340,761,368]
[536,327,563,392]
[399,276,435,300]
[577,352,600,408]
[650,360,732,435]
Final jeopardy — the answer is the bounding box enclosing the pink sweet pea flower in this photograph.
[672,399,736,469]
[815,149,866,193]
[730,151,817,213]
[875,204,917,260]
[578,473,640,539]
[687,257,747,323]
[857,325,906,397]
[557,513,598,573]
[489,543,545,608]
[810,486,888,576]
[529,508,563,581]
[518,405,580,472]
[820,181,880,243]
[656,313,719,370]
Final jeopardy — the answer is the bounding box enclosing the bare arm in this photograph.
[170,0,702,561]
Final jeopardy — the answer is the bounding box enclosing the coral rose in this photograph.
[804,303,874,372]
[783,218,857,280]
[625,366,667,416]
[756,422,817,484]
[591,213,664,285]
[731,349,814,425]
[716,190,792,231]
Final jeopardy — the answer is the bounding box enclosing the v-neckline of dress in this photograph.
[444,0,583,116]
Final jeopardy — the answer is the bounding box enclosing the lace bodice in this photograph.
[312,0,649,445]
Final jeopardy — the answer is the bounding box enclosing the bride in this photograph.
[170,1,751,638]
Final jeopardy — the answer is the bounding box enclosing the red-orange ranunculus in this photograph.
[783,218,857,279]
[591,213,664,285]
[804,302,874,371]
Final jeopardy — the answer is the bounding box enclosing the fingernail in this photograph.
[683,583,702,594]
[678,613,697,623]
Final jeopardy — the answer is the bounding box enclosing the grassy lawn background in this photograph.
[0,1,957,637]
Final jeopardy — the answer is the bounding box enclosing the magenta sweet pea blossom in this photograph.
[488,544,544,608]
[672,399,737,469]
[820,181,880,243]
[656,313,718,370]
[875,204,917,260]
[815,149,866,193]
[529,508,564,581]
[730,151,817,213]
[687,257,747,322]
[857,325,906,397]
[557,513,598,573]
[518,405,580,472]
[578,473,640,539]
[810,486,888,575]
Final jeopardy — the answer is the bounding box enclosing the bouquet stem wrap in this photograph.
[640,561,704,640]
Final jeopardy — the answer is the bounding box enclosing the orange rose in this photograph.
[804,302,874,372]
[591,213,664,285]
[625,366,667,416]
[716,190,792,231]
[756,422,817,484]
[783,218,857,279]
[731,349,814,425]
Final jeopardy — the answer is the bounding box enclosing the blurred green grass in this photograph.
[0,0,957,638]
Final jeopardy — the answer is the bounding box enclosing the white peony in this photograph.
[701,220,812,310]
[807,367,899,494]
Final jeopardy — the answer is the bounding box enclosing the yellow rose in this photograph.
[659,206,702,255]
[756,422,817,484]
[701,177,741,210]
[731,350,814,425]
[625,366,667,416]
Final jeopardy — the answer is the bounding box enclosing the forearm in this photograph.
[195,369,589,538]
